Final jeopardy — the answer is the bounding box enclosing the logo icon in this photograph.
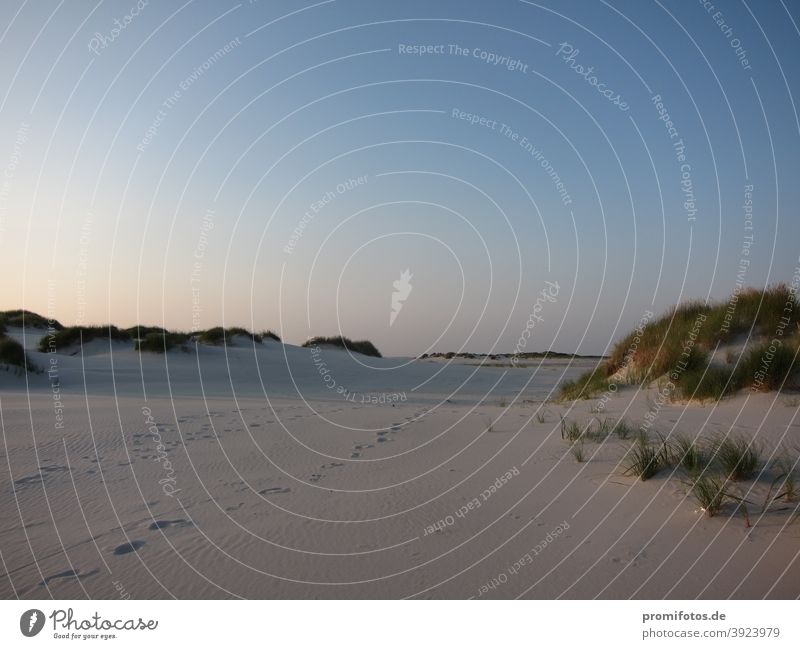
[390,269,413,327]
[20,609,45,637]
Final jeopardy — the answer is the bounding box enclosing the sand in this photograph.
[1,326,798,599]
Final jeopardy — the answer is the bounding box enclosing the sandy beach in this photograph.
[2,326,797,599]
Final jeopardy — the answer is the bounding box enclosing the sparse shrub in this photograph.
[691,474,728,517]
[712,435,762,481]
[302,336,382,358]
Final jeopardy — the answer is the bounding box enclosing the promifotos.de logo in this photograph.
[20,609,46,637]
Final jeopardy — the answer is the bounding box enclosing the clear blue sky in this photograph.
[1,0,799,356]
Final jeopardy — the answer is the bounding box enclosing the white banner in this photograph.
[0,600,796,647]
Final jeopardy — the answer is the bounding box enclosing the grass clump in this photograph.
[125,325,168,339]
[667,434,708,475]
[691,474,728,517]
[559,284,800,401]
[37,325,130,352]
[570,442,587,463]
[0,309,60,330]
[302,336,382,358]
[195,327,262,345]
[258,330,281,342]
[735,341,799,392]
[0,336,32,370]
[135,332,190,353]
[771,455,798,502]
[712,435,762,481]
[623,436,667,481]
[559,365,609,400]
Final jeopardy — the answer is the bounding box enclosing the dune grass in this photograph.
[623,436,667,481]
[135,332,191,353]
[667,434,709,475]
[560,285,800,401]
[258,330,281,342]
[691,474,728,517]
[302,336,382,358]
[195,327,263,345]
[0,309,61,330]
[0,336,32,370]
[570,442,587,463]
[712,435,762,481]
[37,325,131,352]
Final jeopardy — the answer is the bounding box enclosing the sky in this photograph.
[1,0,799,356]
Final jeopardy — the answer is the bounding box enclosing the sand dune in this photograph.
[1,327,798,598]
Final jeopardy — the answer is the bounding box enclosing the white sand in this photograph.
[1,326,798,598]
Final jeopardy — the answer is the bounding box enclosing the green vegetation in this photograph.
[559,285,800,401]
[302,336,382,358]
[691,474,728,517]
[712,435,762,481]
[135,332,190,353]
[259,330,281,342]
[37,325,131,352]
[0,309,60,330]
[125,325,168,338]
[195,326,263,345]
[667,434,708,475]
[623,436,667,481]
[570,442,587,463]
[0,336,32,370]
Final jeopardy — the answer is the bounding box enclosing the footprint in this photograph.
[148,519,190,530]
[258,487,291,495]
[309,474,323,483]
[321,462,344,469]
[112,540,145,555]
[39,568,98,586]
[351,452,361,459]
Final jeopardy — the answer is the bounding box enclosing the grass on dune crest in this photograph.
[0,336,33,371]
[194,326,264,345]
[0,309,61,330]
[135,332,191,353]
[559,284,800,401]
[302,336,382,358]
[37,325,131,352]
